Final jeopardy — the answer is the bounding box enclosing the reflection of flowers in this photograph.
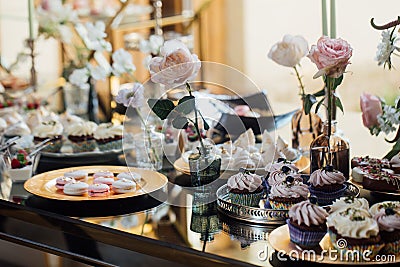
[115,83,144,109]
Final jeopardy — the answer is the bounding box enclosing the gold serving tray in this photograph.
[24,166,167,201]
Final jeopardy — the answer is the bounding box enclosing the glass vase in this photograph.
[133,127,164,170]
[310,121,350,179]
[189,145,221,187]
[292,107,322,153]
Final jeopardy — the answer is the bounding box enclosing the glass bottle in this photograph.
[189,145,221,187]
[310,121,350,179]
[292,107,322,153]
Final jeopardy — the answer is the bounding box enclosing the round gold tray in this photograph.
[269,224,400,265]
[24,166,168,201]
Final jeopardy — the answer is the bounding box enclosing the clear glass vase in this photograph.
[310,121,350,179]
[292,107,322,153]
[189,145,221,187]
[133,127,164,170]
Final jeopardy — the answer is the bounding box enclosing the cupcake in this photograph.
[329,196,370,214]
[287,197,329,248]
[94,123,123,151]
[66,121,97,153]
[308,165,347,206]
[374,208,400,255]
[265,158,299,173]
[227,170,264,207]
[33,120,64,152]
[370,201,400,216]
[327,208,384,259]
[266,166,302,188]
[268,177,309,210]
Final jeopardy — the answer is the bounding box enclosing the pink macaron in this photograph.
[55,176,76,190]
[63,181,89,196]
[64,170,88,181]
[116,171,141,182]
[93,176,115,186]
[88,183,110,197]
[93,171,114,179]
[112,179,136,194]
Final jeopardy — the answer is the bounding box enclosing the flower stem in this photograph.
[293,65,306,97]
[326,76,334,164]
[186,82,206,154]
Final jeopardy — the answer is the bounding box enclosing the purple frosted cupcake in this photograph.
[264,162,302,193]
[308,165,347,205]
[287,196,329,248]
[227,170,264,207]
[374,208,400,255]
[268,177,309,210]
[265,158,299,173]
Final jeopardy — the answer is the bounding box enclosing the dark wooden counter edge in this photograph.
[0,200,257,267]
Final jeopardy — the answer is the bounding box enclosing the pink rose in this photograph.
[308,36,353,78]
[149,39,201,87]
[360,92,382,128]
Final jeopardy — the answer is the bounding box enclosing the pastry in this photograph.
[33,120,64,153]
[287,197,329,248]
[308,165,347,205]
[351,156,390,169]
[64,170,88,181]
[351,165,394,183]
[3,122,31,138]
[55,177,76,190]
[362,171,400,192]
[227,170,264,207]
[268,177,309,210]
[329,196,370,214]
[112,179,136,194]
[93,171,114,178]
[66,121,97,153]
[374,207,400,255]
[94,123,123,151]
[93,177,115,186]
[390,153,400,174]
[63,181,89,196]
[327,207,384,258]
[88,183,110,197]
[59,112,83,129]
[116,171,142,182]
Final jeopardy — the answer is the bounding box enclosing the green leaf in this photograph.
[147,99,175,120]
[324,75,344,91]
[384,139,400,160]
[315,97,325,114]
[335,97,344,114]
[176,95,195,114]
[313,87,326,97]
[303,94,317,115]
[172,115,189,129]
[199,111,210,130]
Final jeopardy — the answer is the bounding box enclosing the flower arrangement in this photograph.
[360,17,400,159]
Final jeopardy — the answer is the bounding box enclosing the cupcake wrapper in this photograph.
[37,139,63,153]
[309,184,347,206]
[269,199,298,210]
[71,140,97,153]
[229,191,263,207]
[381,239,400,255]
[96,139,122,151]
[287,219,326,248]
[328,230,384,260]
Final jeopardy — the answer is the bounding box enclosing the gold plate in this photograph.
[269,225,400,265]
[350,179,400,196]
[24,166,168,201]
[173,156,310,175]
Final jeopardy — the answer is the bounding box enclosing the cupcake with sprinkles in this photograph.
[268,176,309,210]
[329,196,370,214]
[374,207,400,255]
[287,196,329,248]
[227,168,264,207]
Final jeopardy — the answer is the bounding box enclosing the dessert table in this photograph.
[0,109,399,267]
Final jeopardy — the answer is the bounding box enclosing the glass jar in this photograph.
[292,107,322,153]
[310,121,350,179]
[189,145,221,187]
[133,128,164,170]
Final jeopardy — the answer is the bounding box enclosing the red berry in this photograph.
[0,103,3,108]
[27,103,34,109]
[11,158,21,169]
[6,100,13,106]
[18,149,28,157]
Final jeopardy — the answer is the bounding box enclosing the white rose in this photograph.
[149,39,201,87]
[268,34,308,67]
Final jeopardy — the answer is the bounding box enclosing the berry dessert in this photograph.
[351,165,394,183]
[351,156,390,169]
[362,171,400,192]
[7,149,34,181]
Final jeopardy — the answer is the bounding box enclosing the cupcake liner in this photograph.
[287,219,326,248]
[309,184,347,206]
[96,139,122,151]
[268,199,299,210]
[381,239,400,255]
[229,191,264,207]
[328,230,384,260]
[36,139,63,153]
[71,139,97,153]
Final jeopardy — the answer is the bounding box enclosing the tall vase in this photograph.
[189,145,221,187]
[310,121,350,179]
[291,106,322,153]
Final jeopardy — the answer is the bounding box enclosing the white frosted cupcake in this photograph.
[66,121,97,152]
[94,123,123,151]
[329,196,370,214]
[33,120,64,152]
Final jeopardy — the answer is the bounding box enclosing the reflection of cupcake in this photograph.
[327,208,383,259]
[374,208,400,255]
[329,196,369,214]
[66,121,97,153]
[287,197,328,248]
[227,170,264,207]
[268,177,309,210]
[94,123,123,151]
[33,120,64,152]
[308,166,347,206]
